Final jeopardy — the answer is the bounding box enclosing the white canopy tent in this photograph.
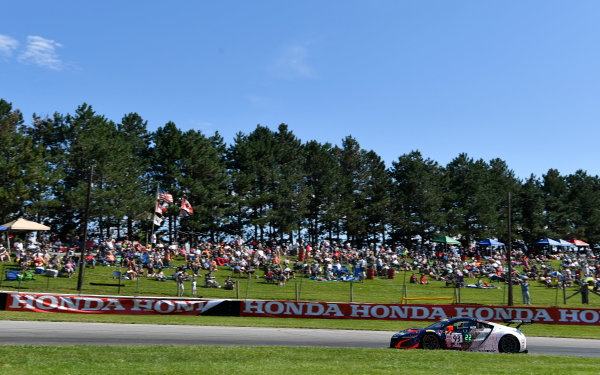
[1,218,51,251]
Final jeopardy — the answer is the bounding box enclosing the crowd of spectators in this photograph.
[2,232,600,295]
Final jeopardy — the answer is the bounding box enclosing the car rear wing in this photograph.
[503,319,533,329]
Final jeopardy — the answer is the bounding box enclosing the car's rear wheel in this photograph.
[421,333,441,350]
[498,335,520,353]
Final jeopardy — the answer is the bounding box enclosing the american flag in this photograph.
[157,188,173,203]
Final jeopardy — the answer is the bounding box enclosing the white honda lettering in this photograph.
[475,307,494,321]
[429,307,448,320]
[350,304,371,318]
[370,305,390,319]
[513,308,533,320]
[154,301,175,313]
[243,300,265,314]
[532,309,553,322]
[284,302,304,315]
[305,303,325,316]
[102,299,125,311]
[493,308,511,321]
[265,302,285,315]
[579,310,599,324]
[58,297,80,311]
[173,301,195,312]
[323,304,344,317]
[9,294,35,310]
[388,306,408,319]
[454,307,474,318]
[132,299,154,311]
[82,298,105,311]
[559,309,579,323]
[410,306,429,320]
[36,296,58,310]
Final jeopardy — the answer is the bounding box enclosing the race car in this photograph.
[390,317,529,353]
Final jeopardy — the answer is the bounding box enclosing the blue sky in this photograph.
[1,1,599,179]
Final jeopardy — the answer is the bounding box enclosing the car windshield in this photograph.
[425,320,449,330]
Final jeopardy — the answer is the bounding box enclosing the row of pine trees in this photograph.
[2,99,600,248]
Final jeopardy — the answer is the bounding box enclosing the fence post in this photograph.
[236,281,240,299]
[295,282,299,301]
[117,266,123,295]
[350,282,354,302]
[0,263,4,289]
[245,273,250,300]
[563,285,567,305]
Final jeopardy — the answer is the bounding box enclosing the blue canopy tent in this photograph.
[535,238,561,246]
[476,238,505,256]
[476,239,505,246]
[557,239,575,247]
[0,226,7,253]
[535,238,561,255]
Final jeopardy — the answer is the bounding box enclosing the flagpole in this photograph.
[150,184,159,251]
[175,198,179,248]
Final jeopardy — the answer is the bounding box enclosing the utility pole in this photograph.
[77,164,94,293]
[507,191,513,306]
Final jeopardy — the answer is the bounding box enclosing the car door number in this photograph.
[450,333,463,347]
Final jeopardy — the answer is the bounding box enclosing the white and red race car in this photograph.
[390,317,530,353]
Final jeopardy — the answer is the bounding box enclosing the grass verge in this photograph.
[0,346,596,375]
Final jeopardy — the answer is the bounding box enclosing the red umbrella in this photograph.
[567,239,589,247]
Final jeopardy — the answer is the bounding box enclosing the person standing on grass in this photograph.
[174,267,185,296]
[0,246,11,263]
[521,276,531,305]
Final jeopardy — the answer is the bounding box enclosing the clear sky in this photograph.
[1,1,599,179]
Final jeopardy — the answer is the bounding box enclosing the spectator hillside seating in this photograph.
[353,267,365,281]
[4,270,19,281]
[45,269,59,278]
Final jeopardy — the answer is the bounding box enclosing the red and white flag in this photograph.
[155,201,168,214]
[157,187,173,203]
[180,198,194,217]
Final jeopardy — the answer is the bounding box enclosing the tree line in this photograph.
[2,99,600,248]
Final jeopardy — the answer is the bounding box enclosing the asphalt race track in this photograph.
[1,321,600,357]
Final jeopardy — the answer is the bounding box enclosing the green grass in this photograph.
[1,258,599,340]
[0,346,596,375]
[0,259,594,308]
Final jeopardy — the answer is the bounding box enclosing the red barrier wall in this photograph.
[4,292,218,315]
[4,292,599,325]
[240,300,600,325]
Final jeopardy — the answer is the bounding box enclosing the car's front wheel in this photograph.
[421,333,441,350]
[498,335,520,353]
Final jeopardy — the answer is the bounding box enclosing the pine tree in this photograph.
[390,150,446,246]
[0,100,49,222]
